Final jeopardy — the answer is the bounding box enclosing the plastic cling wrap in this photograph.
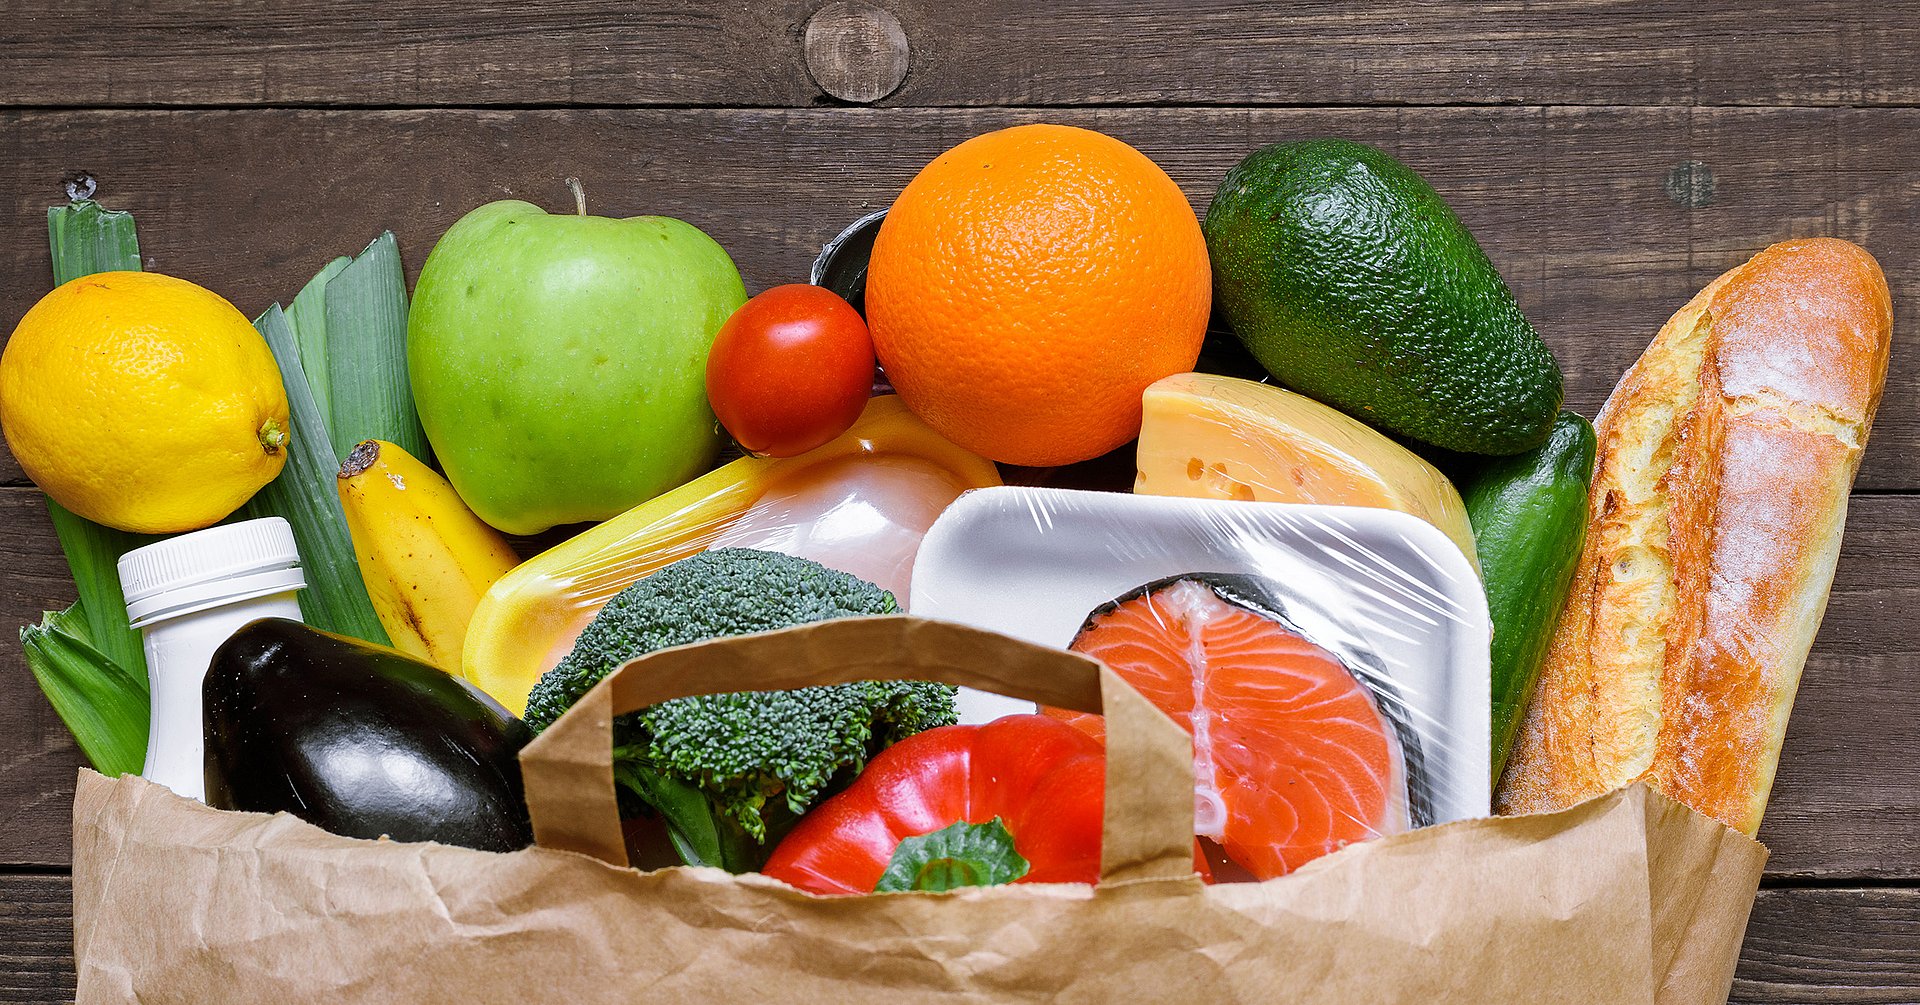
[1133,372,1480,571]
[462,395,1000,713]
[910,486,1490,879]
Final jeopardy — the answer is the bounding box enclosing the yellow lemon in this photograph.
[0,272,291,533]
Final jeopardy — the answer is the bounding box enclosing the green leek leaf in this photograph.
[323,233,431,464]
[243,305,390,644]
[22,607,149,776]
[286,255,350,434]
[47,198,141,283]
[42,197,153,681]
[43,501,155,677]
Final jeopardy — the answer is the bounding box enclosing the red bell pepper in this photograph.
[761,714,1106,895]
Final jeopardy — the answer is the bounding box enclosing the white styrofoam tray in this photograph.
[908,486,1491,825]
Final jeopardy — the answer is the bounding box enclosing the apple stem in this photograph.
[565,176,587,217]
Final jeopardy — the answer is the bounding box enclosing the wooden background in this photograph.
[2,2,1918,1000]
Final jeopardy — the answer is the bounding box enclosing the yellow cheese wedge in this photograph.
[1135,372,1479,571]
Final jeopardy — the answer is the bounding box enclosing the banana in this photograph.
[337,439,521,676]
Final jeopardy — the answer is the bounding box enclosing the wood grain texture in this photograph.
[2,871,1913,1002]
[0,875,73,1004]
[0,492,75,869]
[1732,888,1920,1004]
[804,3,911,104]
[2,2,1917,109]
[1756,495,1920,881]
[2,483,1914,872]
[0,106,1915,490]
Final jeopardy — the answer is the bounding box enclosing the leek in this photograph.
[21,608,149,777]
[25,195,154,771]
[45,197,153,678]
[243,306,392,645]
[322,233,431,464]
[47,197,141,283]
[286,255,350,434]
[44,501,153,676]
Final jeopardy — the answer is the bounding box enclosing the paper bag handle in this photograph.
[519,614,1198,886]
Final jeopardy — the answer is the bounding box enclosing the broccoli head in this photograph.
[522,548,957,871]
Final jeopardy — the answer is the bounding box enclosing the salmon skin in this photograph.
[1063,573,1427,879]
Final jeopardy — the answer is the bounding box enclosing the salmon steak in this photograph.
[1057,574,1413,879]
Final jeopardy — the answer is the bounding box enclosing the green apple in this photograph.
[408,197,746,534]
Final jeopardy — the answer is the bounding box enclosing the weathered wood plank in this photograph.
[0,106,1914,488]
[2,2,1916,109]
[1732,888,1920,1004]
[1758,494,1920,881]
[2,872,1914,1002]
[2,486,1915,871]
[0,493,75,869]
[0,875,73,1004]
[0,2,816,110]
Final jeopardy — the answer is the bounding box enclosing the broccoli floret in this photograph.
[523,548,957,871]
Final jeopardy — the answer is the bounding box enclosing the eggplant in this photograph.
[203,618,533,852]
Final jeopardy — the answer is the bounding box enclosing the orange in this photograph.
[865,124,1210,466]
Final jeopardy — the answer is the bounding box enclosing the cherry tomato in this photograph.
[705,284,876,458]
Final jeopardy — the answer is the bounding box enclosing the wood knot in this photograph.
[804,3,910,104]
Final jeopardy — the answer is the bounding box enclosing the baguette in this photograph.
[1496,238,1891,835]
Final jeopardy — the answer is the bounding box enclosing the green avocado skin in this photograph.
[1459,410,1597,784]
[1204,139,1563,455]
[408,201,747,535]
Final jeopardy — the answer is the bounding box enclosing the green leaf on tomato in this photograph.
[875,817,1031,893]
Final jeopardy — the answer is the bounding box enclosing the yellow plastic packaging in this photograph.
[462,395,1001,712]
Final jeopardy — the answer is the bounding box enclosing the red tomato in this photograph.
[705,284,876,457]
[761,715,1107,895]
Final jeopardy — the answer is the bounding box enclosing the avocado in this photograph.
[1203,139,1563,455]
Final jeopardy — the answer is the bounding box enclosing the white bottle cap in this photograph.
[118,517,307,629]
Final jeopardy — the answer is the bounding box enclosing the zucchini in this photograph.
[1459,410,1596,784]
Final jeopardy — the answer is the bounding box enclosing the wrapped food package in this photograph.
[911,486,1490,880]
[463,395,1000,712]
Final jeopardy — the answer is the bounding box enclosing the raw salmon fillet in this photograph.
[1061,575,1410,878]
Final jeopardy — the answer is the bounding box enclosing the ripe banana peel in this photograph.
[337,439,520,675]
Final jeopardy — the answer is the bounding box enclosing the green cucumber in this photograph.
[1460,410,1596,783]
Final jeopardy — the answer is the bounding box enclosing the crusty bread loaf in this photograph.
[1496,238,1891,835]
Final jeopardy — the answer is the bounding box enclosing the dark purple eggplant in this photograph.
[203,618,533,852]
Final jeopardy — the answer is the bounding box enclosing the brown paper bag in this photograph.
[71,616,1766,1004]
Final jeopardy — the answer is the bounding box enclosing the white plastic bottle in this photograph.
[117,517,306,801]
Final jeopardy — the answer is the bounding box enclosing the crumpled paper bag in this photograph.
[71,617,1766,1004]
